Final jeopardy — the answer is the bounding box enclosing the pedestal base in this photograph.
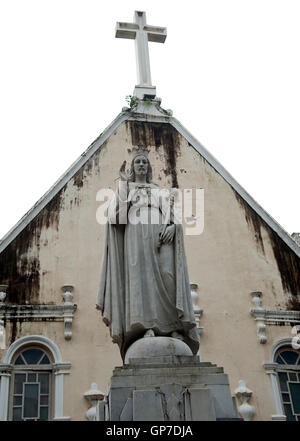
[133,85,156,99]
[99,355,239,421]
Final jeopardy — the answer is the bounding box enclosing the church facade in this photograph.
[0,11,300,422]
[0,102,299,421]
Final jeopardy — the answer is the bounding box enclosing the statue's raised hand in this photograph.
[119,160,128,181]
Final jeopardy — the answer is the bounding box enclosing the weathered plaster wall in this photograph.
[0,120,299,420]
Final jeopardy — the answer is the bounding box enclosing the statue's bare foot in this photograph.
[171,331,184,341]
[143,329,155,338]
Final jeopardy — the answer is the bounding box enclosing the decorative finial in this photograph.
[84,383,105,421]
[234,380,255,421]
[61,285,74,305]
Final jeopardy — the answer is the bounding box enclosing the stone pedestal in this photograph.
[99,354,239,421]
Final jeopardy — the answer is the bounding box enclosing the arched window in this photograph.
[10,346,53,421]
[0,335,71,421]
[274,347,300,421]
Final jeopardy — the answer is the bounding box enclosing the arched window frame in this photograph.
[264,338,300,421]
[0,335,71,421]
[10,345,54,421]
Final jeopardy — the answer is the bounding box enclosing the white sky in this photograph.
[0,0,299,240]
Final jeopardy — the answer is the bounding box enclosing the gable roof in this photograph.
[0,106,299,258]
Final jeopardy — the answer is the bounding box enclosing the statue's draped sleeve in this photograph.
[174,224,200,354]
[96,184,128,350]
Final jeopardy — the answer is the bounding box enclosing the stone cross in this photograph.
[115,11,167,99]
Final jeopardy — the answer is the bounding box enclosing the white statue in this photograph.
[97,147,199,360]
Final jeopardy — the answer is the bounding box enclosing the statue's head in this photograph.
[128,147,152,182]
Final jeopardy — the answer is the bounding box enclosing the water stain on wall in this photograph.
[235,192,300,301]
[0,139,105,312]
[0,190,64,305]
[235,193,265,254]
[127,121,181,188]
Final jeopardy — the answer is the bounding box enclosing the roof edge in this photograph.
[0,109,299,259]
[170,116,300,258]
[0,111,128,253]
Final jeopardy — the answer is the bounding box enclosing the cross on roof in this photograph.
[116,11,167,99]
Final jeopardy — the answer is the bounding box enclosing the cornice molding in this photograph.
[251,308,300,324]
[0,304,77,340]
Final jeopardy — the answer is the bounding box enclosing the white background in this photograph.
[0,0,299,239]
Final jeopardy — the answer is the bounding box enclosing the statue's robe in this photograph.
[97,181,200,360]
